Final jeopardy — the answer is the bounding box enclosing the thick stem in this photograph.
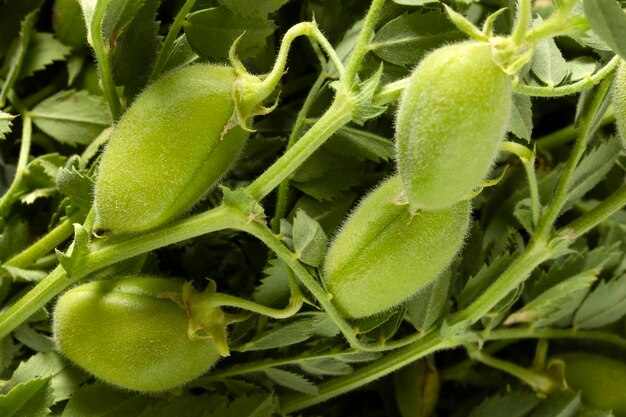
[149,0,197,83]
[246,98,354,201]
[558,182,626,239]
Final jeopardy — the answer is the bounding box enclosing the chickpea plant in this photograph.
[0,0,626,416]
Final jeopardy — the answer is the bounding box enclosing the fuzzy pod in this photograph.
[53,277,221,392]
[558,352,626,417]
[322,176,470,318]
[395,41,511,211]
[614,60,626,149]
[94,64,248,232]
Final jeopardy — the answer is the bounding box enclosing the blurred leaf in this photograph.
[253,258,290,307]
[583,0,626,59]
[0,10,37,104]
[299,358,353,376]
[61,382,150,417]
[574,274,626,329]
[527,391,580,417]
[325,126,394,162]
[459,251,516,309]
[0,111,16,140]
[0,378,53,417]
[30,90,112,146]
[238,318,319,351]
[405,269,451,331]
[207,393,276,417]
[220,0,290,18]
[468,391,541,417]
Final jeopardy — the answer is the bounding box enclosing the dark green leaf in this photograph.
[253,258,290,307]
[207,392,277,417]
[405,269,451,331]
[0,111,16,140]
[509,94,533,141]
[0,378,53,417]
[574,274,626,329]
[527,391,580,417]
[61,382,150,417]
[468,391,541,417]
[19,33,71,77]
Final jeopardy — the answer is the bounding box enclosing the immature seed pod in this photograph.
[614,60,626,149]
[558,352,626,417]
[53,277,221,392]
[322,176,470,318]
[94,65,248,232]
[395,41,511,211]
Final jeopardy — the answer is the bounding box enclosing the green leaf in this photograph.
[405,269,451,331]
[325,126,394,162]
[237,318,319,351]
[531,35,569,86]
[19,33,71,77]
[184,7,274,61]
[0,378,53,417]
[30,90,112,146]
[0,111,16,140]
[61,382,150,417]
[56,166,94,208]
[264,368,318,395]
[505,270,597,327]
[253,258,290,307]
[583,0,626,59]
[468,391,541,417]
[509,94,533,141]
[12,324,54,352]
[138,393,226,417]
[0,216,29,262]
[574,274,626,329]
[567,57,597,82]
[527,391,580,417]
[3,351,86,404]
[392,0,440,4]
[370,11,464,67]
[292,209,327,267]
[0,266,47,282]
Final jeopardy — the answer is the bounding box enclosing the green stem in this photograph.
[0,116,32,217]
[558,182,626,239]
[340,0,386,90]
[246,98,354,201]
[511,0,531,45]
[500,141,540,228]
[535,76,614,240]
[149,0,197,83]
[90,1,122,120]
[373,78,407,106]
[271,70,330,231]
[536,107,615,152]
[280,332,452,413]
[513,55,620,97]
[468,348,557,394]
[447,240,551,332]
[483,327,626,350]
[1,214,80,271]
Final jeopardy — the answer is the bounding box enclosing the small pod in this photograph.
[614,60,626,149]
[395,41,511,211]
[53,277,221,392]
[322,176,470,318]
[558,352,626,417]
[94,65,248,232]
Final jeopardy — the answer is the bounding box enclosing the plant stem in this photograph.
[535,76,614,240]
[271,70,330,231]
[206,292,303,320]
[511,0,531,45]
[279,332,453,413]
[341,0,386,90]
[2,214,81,271]
[558,182,626,239]
[483,327,626,350]
[149,0,197,83]
[90,1,121,120]
[468,348,557,394]
[0,116,32,217]
[513,55,620,97]
[246,98,354,201]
